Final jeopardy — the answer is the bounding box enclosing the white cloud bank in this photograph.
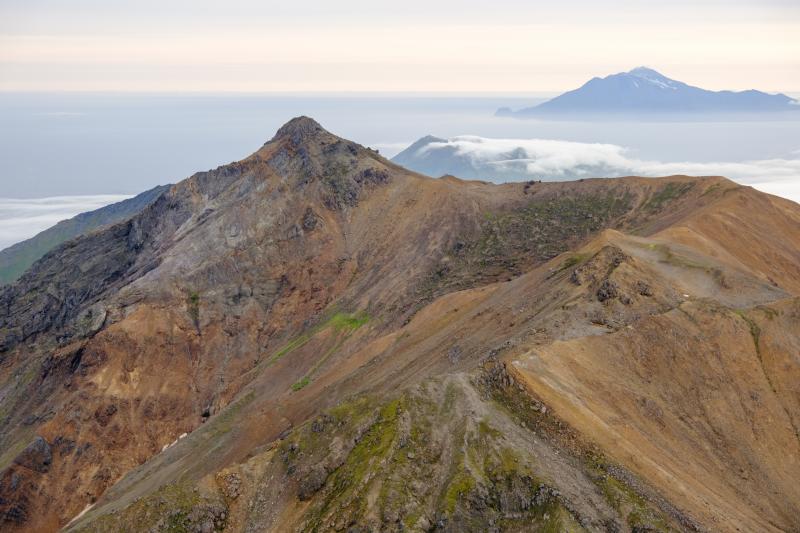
[418,136,800,203]
[0,195,131,251]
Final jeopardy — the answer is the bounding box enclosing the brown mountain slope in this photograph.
[510,230,800,533]
[651,181,800,295]
[0,118,798,533]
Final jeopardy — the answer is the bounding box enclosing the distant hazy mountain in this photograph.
[0,185,169,285]
[497,67,798,116]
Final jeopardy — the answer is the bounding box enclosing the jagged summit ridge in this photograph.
[271,116,327,145]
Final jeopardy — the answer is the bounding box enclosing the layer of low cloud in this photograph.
[2,140,799,252]
[0,195,131,251]
[417,136,800,203]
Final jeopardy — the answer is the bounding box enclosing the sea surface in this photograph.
[3,92,800,197]
[0,92,799,249]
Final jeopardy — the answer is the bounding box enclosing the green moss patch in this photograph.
[268,310,369,368]
[291,377,310,391]
[643,182,695,212]
[75,482,227,533]
[415,190,634,306]
[186,290,200,331]
[289,379,588,532]
[285,311,370,393]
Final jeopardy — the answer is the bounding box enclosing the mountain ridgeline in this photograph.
[0,185,170,286]
[1,117,799,533]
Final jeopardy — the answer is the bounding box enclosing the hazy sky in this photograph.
[1,0,798,93]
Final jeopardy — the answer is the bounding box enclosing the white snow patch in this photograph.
[161,432,189,452]
[66,503,95,526]
[629,69,677,90]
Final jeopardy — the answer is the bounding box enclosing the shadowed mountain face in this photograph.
[0,186,170,286]
[498,67,799,117]
[1,118,799,533]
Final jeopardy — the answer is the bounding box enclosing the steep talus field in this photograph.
[0,117,798,532]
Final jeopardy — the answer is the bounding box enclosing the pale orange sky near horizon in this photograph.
[0,0,798,93]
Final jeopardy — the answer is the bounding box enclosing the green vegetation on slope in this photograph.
[71,370,683,532]
[186,290,201,332]
[643,182,695,212]
[291,377,310,391]
[268,311,369,366]
[258,310,370,393]
[416,190,634,305]
[280,381,585,532]
[75,482,227,533]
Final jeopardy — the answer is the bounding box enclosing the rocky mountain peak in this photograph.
[272,116,327,145]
